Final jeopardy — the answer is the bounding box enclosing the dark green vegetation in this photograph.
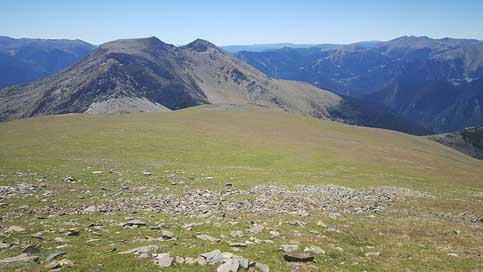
[237,36,483,132]
[0,36,95,88]
[0,37,426,135]
[0,107,482,271]
[430,127,483,159]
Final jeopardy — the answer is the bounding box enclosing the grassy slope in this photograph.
[429,128,483,160]
[0,105,482,271]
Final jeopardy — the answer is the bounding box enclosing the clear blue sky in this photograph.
[1,0,482,46]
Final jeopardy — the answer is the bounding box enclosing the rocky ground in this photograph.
[0,170,482,272]
[25,183,427,218]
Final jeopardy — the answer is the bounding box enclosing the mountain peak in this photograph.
[99,36,173,53]
[185,38,220,52]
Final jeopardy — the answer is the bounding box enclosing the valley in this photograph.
[238,36,483,132]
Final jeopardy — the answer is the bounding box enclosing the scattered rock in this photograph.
[31,184,423,217]
[120,245,159,255]
[200,249,224,265]
[229,242,248,248]
[45,251,66,262]
[31,232,44,240]
[175,256,185,264]
[0,183,38,199]
[269,230,280,237]
[288,220,306,227]
[83,206,96,213]
[236,257,252,269]
[160,230,176,240]
[66,229,80,236]
[45,258,73,270]
[195,233,220,242]
[122,219,147,228]
[230,230,244,238]
[182,222,204,230]
[304,246,325,255]
[7,225,26,233]
[365,251,381,257]
[18,204,29,210]
[316,221,327,228]
[54,237,67,243]
[0,253,39,264]
[281,244,299,253]
[0,242,11,250]
[22,244,41,254]
[253,262,270,272]
[63,176,76,183]
[217,259,239,272]
[283,252,315,262]
[249,224,264,234]
[184,257,196,265]
[154,253,173,268]
[452,229,461,235]
[196,256,208,266]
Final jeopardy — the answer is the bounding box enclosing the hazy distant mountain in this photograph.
[222,43,340,53]
[223,41,382,53]
[0,36,95,88]
[237,36,483,132]
[0,36,427,134]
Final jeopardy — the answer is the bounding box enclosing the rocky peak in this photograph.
[185,38,220,52]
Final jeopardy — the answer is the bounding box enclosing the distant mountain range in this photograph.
[0,36,95,88]
[222,41,382,53]
[0,36,427,135]
[222,43,339,53]
[237,36,483,132]
[2,35,482,134]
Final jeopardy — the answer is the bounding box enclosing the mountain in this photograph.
[237,36,483,132]
[0,36,95,88]
[222,43,339,53]
[429,127,483,160]
[222,41,382,53]
[0,36,427,134]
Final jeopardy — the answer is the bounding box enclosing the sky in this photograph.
[1,0,483,46]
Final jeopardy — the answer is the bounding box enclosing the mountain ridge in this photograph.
[0,36,96,88]
[237,35,483,132]
[0,36,428,135]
